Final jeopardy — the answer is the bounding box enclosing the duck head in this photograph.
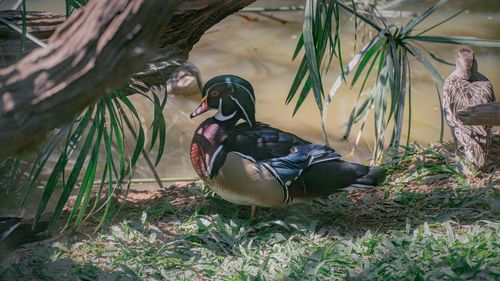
[456,47,478,81]
[190,75,256,126]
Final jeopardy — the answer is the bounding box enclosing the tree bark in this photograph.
[0,0,256,158]
[0,0,180,158]
[457,102,500,126]
[0,11,65,66]
[0,1,257,84]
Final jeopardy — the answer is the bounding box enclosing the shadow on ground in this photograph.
[1,141,498,280]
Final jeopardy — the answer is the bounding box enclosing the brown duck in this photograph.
[443,48,496,167]
[189,75,385,218]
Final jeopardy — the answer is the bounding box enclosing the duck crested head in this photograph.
[190,75,256,126]
[456,47,478,81]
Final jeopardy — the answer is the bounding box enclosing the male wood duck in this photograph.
[443,48,496,167]
[190,75,385,218]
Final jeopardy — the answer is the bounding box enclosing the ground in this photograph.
[0,141,499,281]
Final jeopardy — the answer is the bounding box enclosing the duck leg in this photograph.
[250,204,257,219]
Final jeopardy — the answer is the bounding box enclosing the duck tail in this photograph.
[349,166,386,189]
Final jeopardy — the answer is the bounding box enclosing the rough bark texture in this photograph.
[457,102,500,126]
[0,1,257,84]
[0,11,65,66]
[0,0,256,158]
[0,0,180,157]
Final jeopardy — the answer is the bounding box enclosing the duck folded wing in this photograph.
[222,123,342,187]
[258,144,342,186]
[223,122,312,160]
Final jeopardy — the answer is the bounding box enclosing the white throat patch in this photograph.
[214,99,237,121]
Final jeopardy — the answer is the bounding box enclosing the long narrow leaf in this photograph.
[405,44,443,86]
[408,35,500,47]
[401,0,448,34]
[48,107,98,228]
[416,2,471,36]
[303,0,324,112]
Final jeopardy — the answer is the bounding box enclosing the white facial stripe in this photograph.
[230,96,253,126]
[205,81,255,104]
[214,98,237,121]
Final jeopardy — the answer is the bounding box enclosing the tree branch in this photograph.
[457,102,500,126]
[0,0,180,157]
[0,0,256,158]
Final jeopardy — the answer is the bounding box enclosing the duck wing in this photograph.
[223,122,312,160]
[443,74,495,166]
[220,123,341,189]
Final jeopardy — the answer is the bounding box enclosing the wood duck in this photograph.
[190,75,385,218]
[443,48,496,167]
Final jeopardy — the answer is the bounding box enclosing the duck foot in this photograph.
[250,205,257,220]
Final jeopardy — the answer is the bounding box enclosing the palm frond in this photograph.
[290,0,500,162]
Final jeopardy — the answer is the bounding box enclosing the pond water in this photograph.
[0,0,499,216]
[150,0,500,178]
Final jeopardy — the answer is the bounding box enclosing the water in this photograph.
[0,0,499,216]
[151,0,500,178]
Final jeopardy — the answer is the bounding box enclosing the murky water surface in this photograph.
[0,0,499,215]
[156,0,500,178]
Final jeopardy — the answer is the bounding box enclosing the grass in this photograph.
[0,142,499,280]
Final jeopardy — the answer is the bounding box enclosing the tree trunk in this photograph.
[457,102,500,126]
[0,0,255,158]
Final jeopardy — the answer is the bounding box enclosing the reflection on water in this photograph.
[1,0,499,216]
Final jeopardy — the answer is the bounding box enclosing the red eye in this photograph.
[211,91,220,97]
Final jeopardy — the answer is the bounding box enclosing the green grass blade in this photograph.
[35,108,94,225]
[292,34,304,60]
[401,0,448,34]
[105,98,125,180]
[406,63,413,147]
[303,0,324,112]
[149,92,166,166]
[415,43,454,66]
[407,35,500,47]
[117,95,145,168]
[74,107,105,228]
[351,38,382,86]
[416,2,471,36]
[287,57,308,104]
[22,123,73,207]
[94,161,114,231]
[405,44,443,86]
[391,49,408,148]
[64,106,102,230]
[385,40,401,126]
[293,78,312,116]
[103,118,119,180]
[343,48,382,139]
[47,107,98,228]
